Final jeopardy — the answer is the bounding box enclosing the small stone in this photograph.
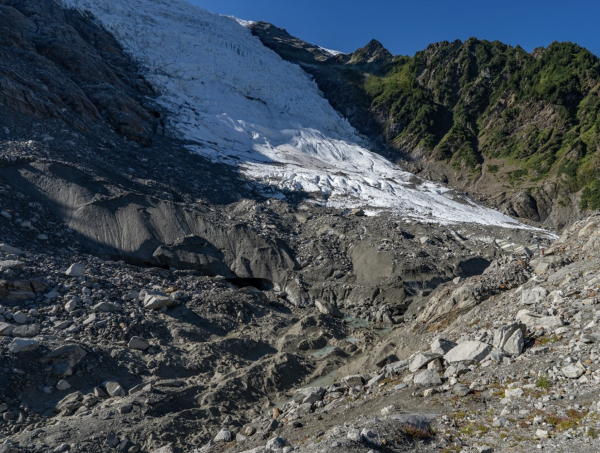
[0,260,24,272]
[536,429,549,439]
[56,380,71,391]
[64,300,78,312]
[214,429,232,442]
[83,314,97,326]
[12,311,27,324]
[128,337,150,351]
[65,264,85,277]
[381,405,395,416]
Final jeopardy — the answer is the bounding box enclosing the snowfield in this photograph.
[62,0,524,228]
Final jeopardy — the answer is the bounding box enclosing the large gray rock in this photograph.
[503,329,525,355]
[8,338,39,353]
[0,244,23,255]
[342,375,365,387]
[430,338,458,355]
[0,323,15,336]
[521,287,548,305]
[143,291,177,310]
[409,353,443,372]
[0,260,25,271]
[444,341,492,364]
[493,323,526,355]
[55,392,84,414]
[150,447,174,453]
[562,365,585,379]
[517,310,564,330]
[413,370,442,388]
[214,429,233,442]
[105,381,126,397]
[293,387,325,404]
[314,300,343,318]
[65,263,85,277]
[12,324,40,337]
[12,311,27,324]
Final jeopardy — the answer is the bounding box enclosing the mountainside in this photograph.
[251,24,600,229]
[3,2,596,453]
[56,0,528,228]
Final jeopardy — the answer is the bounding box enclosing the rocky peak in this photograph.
[349,39,393,65]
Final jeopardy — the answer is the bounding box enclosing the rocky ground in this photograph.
[1,2,598,452]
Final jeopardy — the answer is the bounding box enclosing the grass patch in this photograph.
[535,376,552,389]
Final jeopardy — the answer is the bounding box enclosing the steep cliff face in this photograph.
[0,0,159,145]
[251,24,600,230]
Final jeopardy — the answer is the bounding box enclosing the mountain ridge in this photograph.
[250,22,600,230]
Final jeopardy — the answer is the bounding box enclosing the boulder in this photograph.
[517,310,564,330]
[493,323,526,355]
[143,291,177,310]
[562,365,585,379]
[413,369,442,388]
[0,260,25,271]
[0,323,15,336]
[65,263,85,277]
[342,375,364,387]
[314,300,343,318]
[55,392,83,413]
[503,329,525,355]
[214,429,233,442]
[105,381,126,397]
[293,387,325,404]
[409,353,443,372]
[8,338,39,353]
[12,324,40,337]
[521,287,548,305]
[430,338,458,355]
[443,341,492,364]
[0,244,23,255]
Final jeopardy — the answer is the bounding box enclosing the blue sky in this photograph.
[189,0,599,57]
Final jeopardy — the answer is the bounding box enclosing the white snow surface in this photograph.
[318,46,344,56]
[62,0,524,228]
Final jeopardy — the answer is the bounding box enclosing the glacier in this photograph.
[62,0,524,228]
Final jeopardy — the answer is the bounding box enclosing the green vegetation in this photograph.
[535,376,552,389]
[360,38,600,197]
